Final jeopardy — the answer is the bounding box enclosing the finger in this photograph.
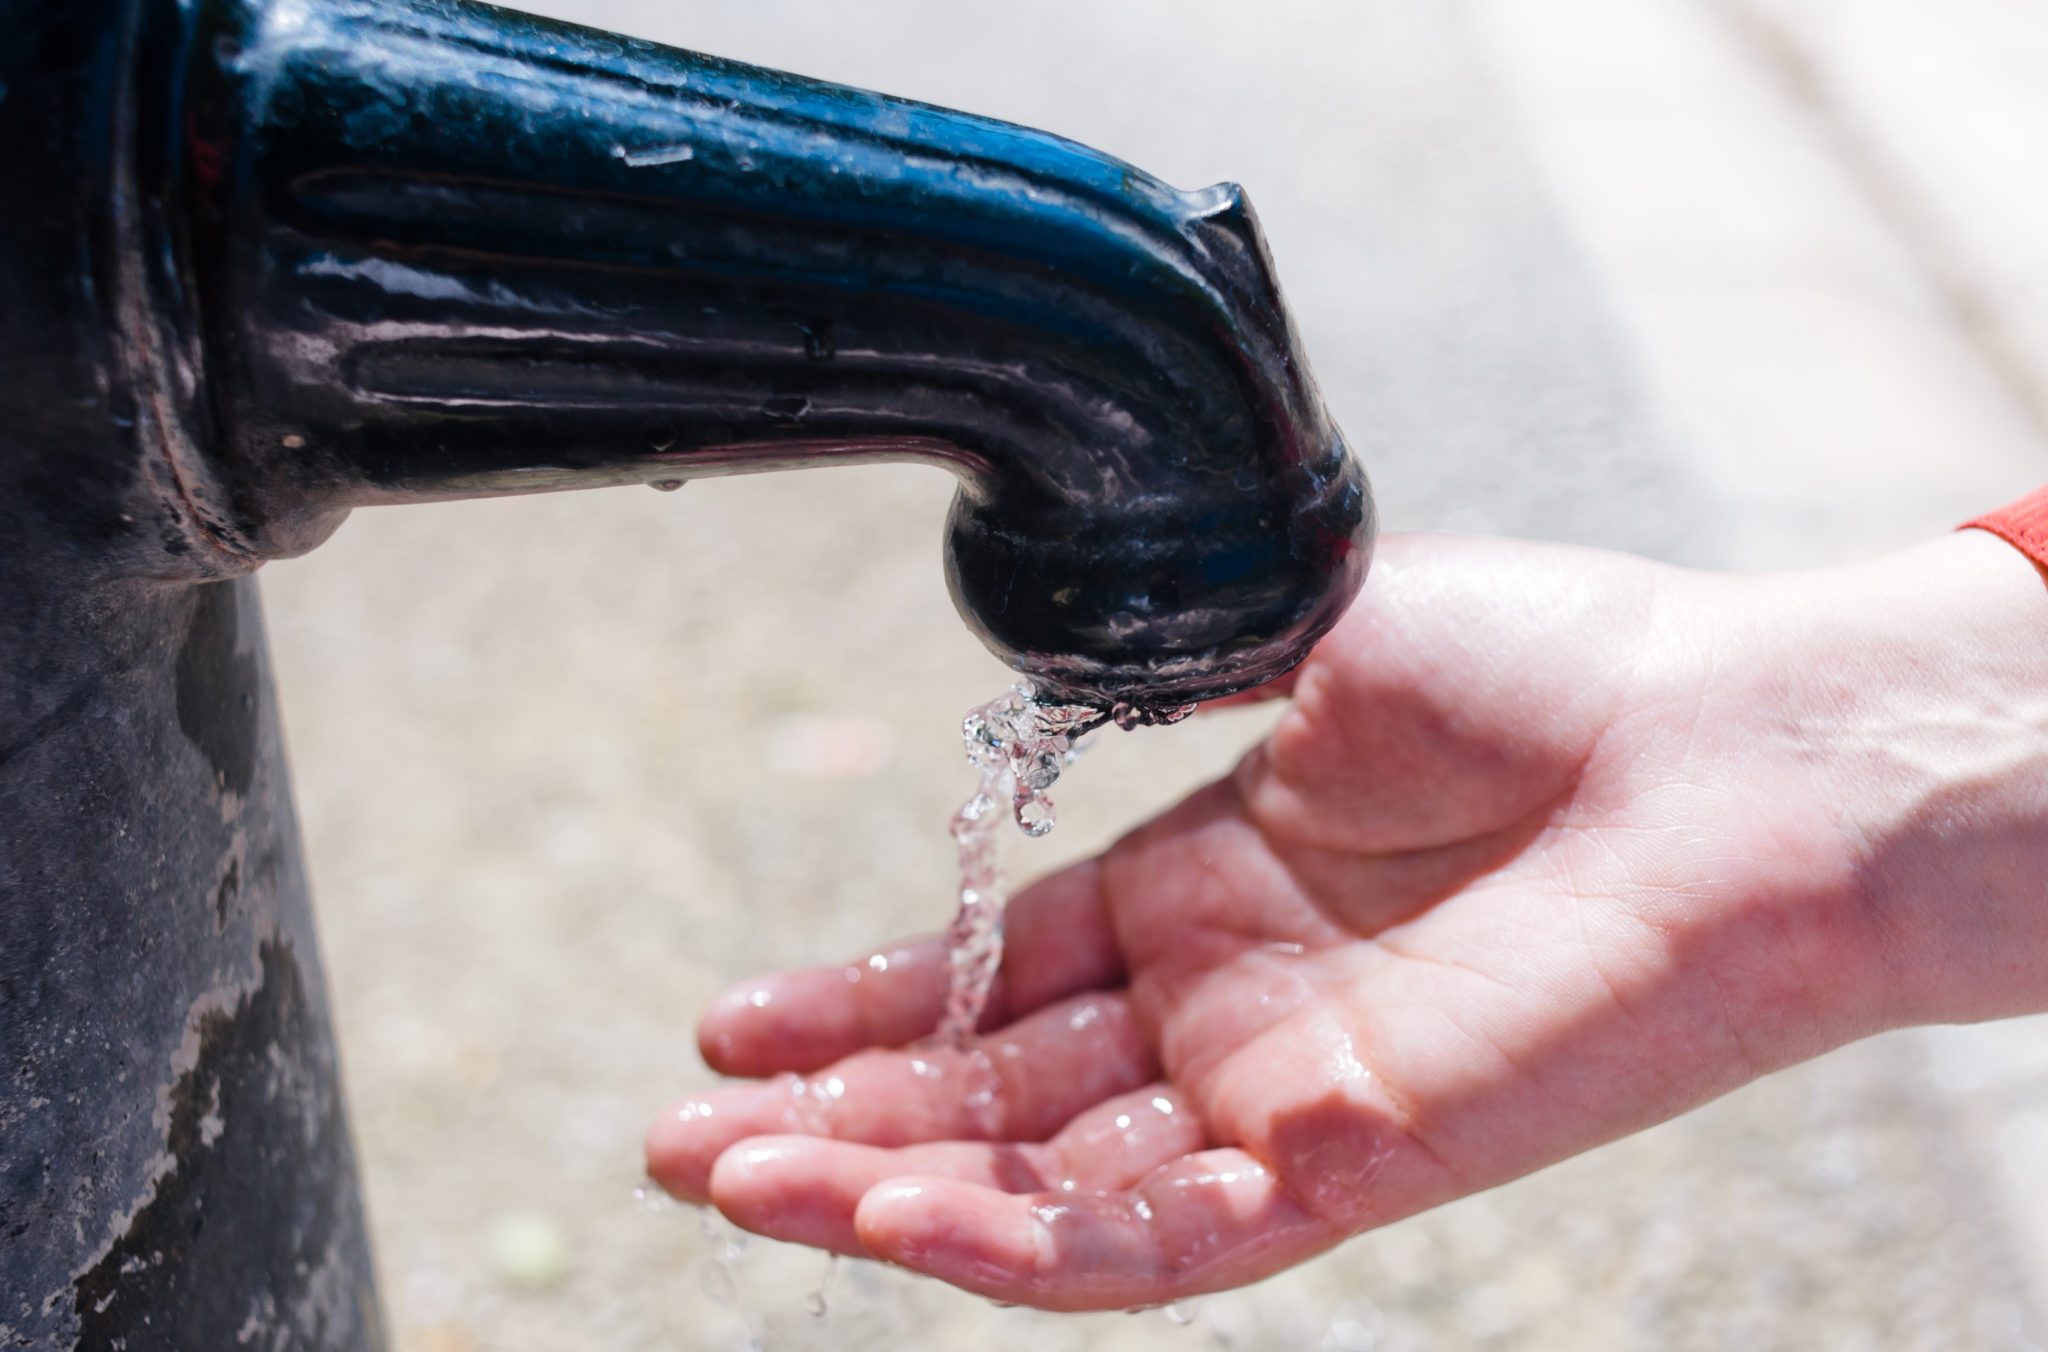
[853,1149,1343,1312]
[649,991,1158,1201]
[707,1084,1204,1255]
[698,858,1120,1077]
[707,1138,1049,1256]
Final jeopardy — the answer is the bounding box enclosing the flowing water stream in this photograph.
[936,682,1106,1045]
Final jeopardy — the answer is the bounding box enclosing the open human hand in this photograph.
[646,530,2048,1311]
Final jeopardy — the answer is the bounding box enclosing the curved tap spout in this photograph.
[141,0,1375,711]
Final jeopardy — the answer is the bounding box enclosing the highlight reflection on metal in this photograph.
[143,0,1375,710]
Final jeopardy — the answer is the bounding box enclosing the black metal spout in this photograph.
[128,0,1373,711]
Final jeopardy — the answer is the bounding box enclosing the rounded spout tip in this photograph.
[946,441,1376,713]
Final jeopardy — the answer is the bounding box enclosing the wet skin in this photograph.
[647,530,2048,1311]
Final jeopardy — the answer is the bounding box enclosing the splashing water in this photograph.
[805,1253,838,1318]
[937,682,1106,1046]
[630,1182,677,1214]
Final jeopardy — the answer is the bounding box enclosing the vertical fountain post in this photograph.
[2,3,384,1346]
[0,0,1372,1343]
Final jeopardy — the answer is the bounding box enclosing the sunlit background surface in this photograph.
[260,2,2048,1348]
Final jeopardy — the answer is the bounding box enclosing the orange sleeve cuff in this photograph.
[1963,486,2048,569]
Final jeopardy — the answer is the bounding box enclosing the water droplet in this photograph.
[806,1253,837,1317]
[1108,700,1200,730]
[649,478,685,492]
[1164,1300,1198,1326]
[1016,744,1064,791]
[631,1183,676,1213]
[1014,793,1055,836]
[1322,1300,1386,1351]
[615,142,696,166]
[700,1260,737,1307]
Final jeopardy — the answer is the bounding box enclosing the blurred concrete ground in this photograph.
[257,1,2048,1348]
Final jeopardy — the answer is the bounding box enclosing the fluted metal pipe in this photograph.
[131,0,1373,710]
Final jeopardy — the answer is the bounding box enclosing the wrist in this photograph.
[1743,531,2048,1028]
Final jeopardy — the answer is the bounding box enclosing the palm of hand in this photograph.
[647,536,1871,1309]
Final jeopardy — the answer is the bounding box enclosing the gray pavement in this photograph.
[257,2,2048,1348]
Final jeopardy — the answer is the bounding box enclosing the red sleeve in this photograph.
[1963,486,2048,569]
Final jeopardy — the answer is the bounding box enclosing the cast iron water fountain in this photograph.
[0,0,1374,1344]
